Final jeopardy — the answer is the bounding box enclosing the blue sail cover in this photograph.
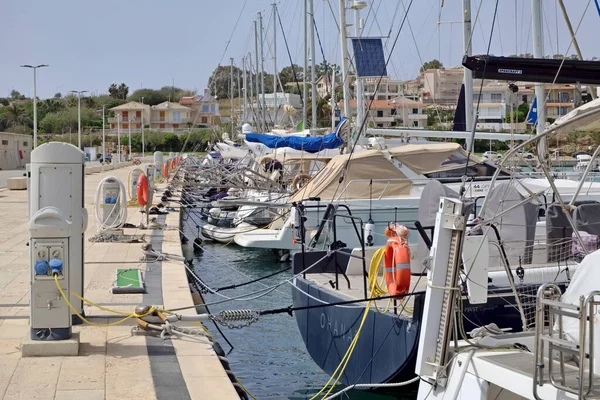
[245,117,347,153]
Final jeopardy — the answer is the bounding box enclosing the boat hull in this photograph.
[292,277,424,386]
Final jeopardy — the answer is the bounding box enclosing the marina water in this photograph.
[183,210,413,399]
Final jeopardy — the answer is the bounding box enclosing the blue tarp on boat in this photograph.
[245,117,347,153]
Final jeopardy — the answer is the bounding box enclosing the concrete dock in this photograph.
[0,163,239,399]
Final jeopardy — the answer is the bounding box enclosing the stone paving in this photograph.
[0,163,238,399]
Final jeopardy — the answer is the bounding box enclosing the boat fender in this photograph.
[137,173,148,206]
[364,218,375,246]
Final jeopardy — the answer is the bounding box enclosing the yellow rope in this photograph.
[54,274,155,327]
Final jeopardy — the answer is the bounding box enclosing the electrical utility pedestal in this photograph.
[28,142,87,335]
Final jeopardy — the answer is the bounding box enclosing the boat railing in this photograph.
[295,201,369,299]
[533,284,600,399]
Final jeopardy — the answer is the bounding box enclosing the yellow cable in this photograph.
[53,274,155,327]
[236,378,259,400]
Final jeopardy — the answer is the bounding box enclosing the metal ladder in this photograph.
[533,283,600,399]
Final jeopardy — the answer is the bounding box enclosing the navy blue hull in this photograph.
[292,277,424,386]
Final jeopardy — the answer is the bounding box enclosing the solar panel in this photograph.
[351,38,387,78]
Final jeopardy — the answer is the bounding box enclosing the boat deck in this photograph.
[0,162,238,400]
[304,272,428,316]
[455,347,600,399]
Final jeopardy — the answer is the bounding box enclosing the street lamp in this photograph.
[69,90,88,149]
[20,64,49,148]
[141,96,145,155]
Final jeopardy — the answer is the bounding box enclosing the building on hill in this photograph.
[109,101,192,132]
[108,101,151,132]
[421,68,463,106]
[362,76,403,101]
[150,101,192,131]
[180,90,221,127]
[344,96,427,128]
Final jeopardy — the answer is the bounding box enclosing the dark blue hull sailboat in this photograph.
[291,250,540,387]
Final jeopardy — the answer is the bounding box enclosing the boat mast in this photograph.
[303,0,308,131]
[557,0,597,99]
[338,0,351,149]
[331,69,336,130]
[230,57,235,132]
[254,20,261,130]
[354,2,366,135]
[237,63,242,127]
[309,0,317,130]
[259,12,266,130]
[463,0,474,152]
[532,0,545,136]
[243,55,248,123]
[272,2,278,126]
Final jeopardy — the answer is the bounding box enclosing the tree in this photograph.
[127,89,168,105]
[108,83,129,99]
[279,64,304,87]
[10,90,25,100]
[162,133,180,151]
[420,60,444,72]
[505,102,530,123]
[207,65,245,99]
[54,92,62,99]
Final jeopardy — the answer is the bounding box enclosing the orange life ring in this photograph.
[383,224,410,296]
[163,162,168,178]
[137,173,148,206]
[170,159,176,171]
[292,173,311,190]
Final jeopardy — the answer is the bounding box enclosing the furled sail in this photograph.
[245,118,348,153]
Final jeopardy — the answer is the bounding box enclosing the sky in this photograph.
[1,0,598,100]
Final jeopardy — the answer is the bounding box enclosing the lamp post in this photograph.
[20,64,48,148]
[70,90,88,149]
[141,97,145,155]
[101,106,105,163]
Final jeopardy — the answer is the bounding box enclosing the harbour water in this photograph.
[183,209,414,399]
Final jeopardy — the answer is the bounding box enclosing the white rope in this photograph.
[94,176,128,231]
[323,376,420,400]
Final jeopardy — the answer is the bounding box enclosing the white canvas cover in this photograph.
[388,143,467,174]
[289,150,411,202]
[546,97,600,135]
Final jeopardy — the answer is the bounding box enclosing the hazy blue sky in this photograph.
[2,0,598,99]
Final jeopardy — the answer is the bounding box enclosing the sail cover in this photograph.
[245,118,348,153]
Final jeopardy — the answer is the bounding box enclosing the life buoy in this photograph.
[383,223,410,296]
[292,173,311,190]
[170,159,176,171]
[137,173,148,206]
[163,162,168,178]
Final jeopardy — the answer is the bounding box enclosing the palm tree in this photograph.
[3,103,26,126]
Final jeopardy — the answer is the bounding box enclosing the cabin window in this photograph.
[522,95,528,103]
[412,108,418,114]
[559,92,570,102]
[377,124,383,128]
[376,110,383,118]
[491,93,502,102]
[390,121,397,127]
[390,108,397,115]
[202,105,209,112]
[23,141,28,146]
[412,121,418,127]
[2,140,8,145]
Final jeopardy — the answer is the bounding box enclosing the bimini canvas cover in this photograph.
[388,143,469,174]
[289,150,411,202]
[546,96,600,135]
[481,182,538,267]
[561,249,600,369]
[245,118,348,153]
